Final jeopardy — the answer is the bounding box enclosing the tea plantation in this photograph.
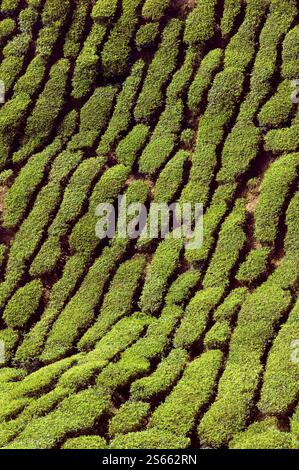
[0,0,298,449]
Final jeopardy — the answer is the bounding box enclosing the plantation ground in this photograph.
[0,0,298,449]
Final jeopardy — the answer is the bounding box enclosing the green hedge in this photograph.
[0,18,15,44]
[101,0,143,78]
[130,348,188,401]
[78,256,146,351]
[116,124,150,168]
[236,247,271,286]
[62,436,107,449]
[203,199,246,289]
[71,23,106,99]
[282,25,299,79]
[3,280,43,330]
[154,150,189,203]
[258,80,296,128]
[199,284,292,447]
[150,350,223,436]
[174,288,223,349]
[139,237,184,314]
[142,0,171,21]
[134,19,182,122]
[184,0,217,45]
[213,287,248,322]
[254,153,299,246]
[230,418,297,449]
[30,157,105,277]
[221,0,243,40]
[5,389,111,449]
[285,191,299,255]
[264,123,299,154]
[110,428,189,449]
[187,48,223,116]
[204,321,231,350]
[165,270,201,305]
[63,0,90,59]
[135,22,159,50]
[109,401,150,437]
[258,299,299,415]
[92,0,118,22]
[98,60,145,155]
[14,59,69,164]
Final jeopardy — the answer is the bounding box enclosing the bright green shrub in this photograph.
[138,99,183,174]
[62,436,107,449]
[101,0,143,78]
[3,280,43,330]
[174,288,223,349]
[258,80,296,128]
[165,270,201,305]
[184,0,217,45]
[213,287,248,322]
[230,418,297,449]
[282,25,299,79]
[258,299,299,415]
[255,153,299,246]
[204,321,231,350]
[199,285,292,447]
[78,256,147,350]
[14,59,69,164]
[135,22,159,49]
[13,55,46,96]
[150,350,223,436]
[185,183,237,265]
[110,428,189,449]
[98,60,145,155]
[180,128,195,149]
[116,124,150,168]
[0,18,15,44]
[3,140,61,230]
[71,23,106,99]
[142,0,171,21]
[70,84,118,151]
[236,247,271,286]
[217,124,261,183]
[109,402,150,437]
[134,19,182,122]
[63,0,90,59]
[264,124,299,154]
[221,0,243,39]
[1,0,20,13]
[29,157,105,277]
[154,150,189,203]
[285,191,299,254]
[0,92,31,169]
[187,48,223,115]
[5,389,111,449]
[92,0,118,22]
[0,328,19,363]
[203,199,246,289]
[41,0,69,26]
[130,348,188,401]
[139,237,184,314]
[166,47,198,105]
[36,25,60,58]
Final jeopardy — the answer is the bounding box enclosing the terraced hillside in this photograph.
[0,0,298,450]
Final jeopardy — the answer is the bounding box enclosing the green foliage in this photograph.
[109,402,150,437]
[3,280,43,330]
[130,348,188,401]
[166,270,200,306]
[110,428,189,449]
[221,0,243,40]
[92,0,118,22]
[142,0,171,21]
[204,321,231,350]
[101,0,143,78]
[135,23,159,49]
[98,60,145,155]
[258,80,296,128]
[154,150,189,203]
[188,48,223,115]
[184,0,217,45]
[116,124,150,168]
[282,25,299,79]
[150,350,223,436]
[134,19,182,122]
[63,0,90,59]
[203,199,246,289]
[140,237,184,314]
[0,18,15,44]
[255,153,299,246]
[174,288,224,349]
[78,256,147,350]
[236,247,271,285]
[62,436,107,449]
